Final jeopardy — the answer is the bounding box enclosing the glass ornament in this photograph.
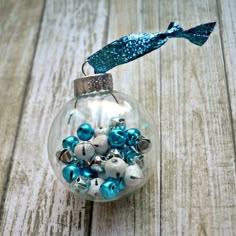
[48,73,159,202]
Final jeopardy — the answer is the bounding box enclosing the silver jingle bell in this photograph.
[106,148,124,160]
[90,155,106,173]
[87,178,104,199]
[136,135,152,153]
[104,157,128,178]
[134,154,145,169]
[56,148,74,164]
[109,117,126,130]
[70,176,90,193]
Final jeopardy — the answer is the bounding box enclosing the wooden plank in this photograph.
[160,0,236,235]
[0,1,110,235]
[0,0,45,218]
[90,0,161,235]
[217,0,236,142]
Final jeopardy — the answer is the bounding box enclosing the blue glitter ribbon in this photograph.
[87,22,216,73]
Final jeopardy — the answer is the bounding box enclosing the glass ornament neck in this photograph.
[74,73,113,97]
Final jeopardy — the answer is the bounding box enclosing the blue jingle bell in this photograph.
[100,177,125,199]
[62,164,81,183]
[80,167,97,179]
[108,129,126,148]
[125,128,141,146]
[77,123,94,141]
[122,146,141,164]
[62,136,79,152]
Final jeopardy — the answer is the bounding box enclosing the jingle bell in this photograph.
[106,148,124,160]
[77,123,94,141]
[87,178,104,199]
[122,146,141,164]
[104,157,128,178]
[79,167,97,179]
[56,148,74,164]
[62,164,81,183]
[124,164,143,187]
[136,135,152,153]
[90,155,106,173]
[62,136,79,152]
[92,134,110,155]
[100,177,125,199]
[125,128,141,146]
[108,129,126,148]
[70,176,90,193]
[109,117,126,130]
[74,142,95,161]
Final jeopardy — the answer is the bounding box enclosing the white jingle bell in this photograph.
[92,134,110,155]
[74,142,95,161]
[94,127,109,137]
[104,157,128,178]
[87,178,104,199]
[124,164,143,187]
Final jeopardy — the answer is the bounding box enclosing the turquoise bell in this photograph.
[62,164,81,183]
[77,123,94,141]
[100,177,125,199]
[80,167,97,179]
[62,136,79,152]
[122,146,140,164]
[108,129,126,148]
[125,128,141,146]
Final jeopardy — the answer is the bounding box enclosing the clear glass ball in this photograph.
[48,90,159,202]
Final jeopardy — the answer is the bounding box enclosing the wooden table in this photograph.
[0,0,235,235]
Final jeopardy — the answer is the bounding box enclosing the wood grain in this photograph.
[217,0,236,143]
[160,0,236,235]
[0,1,110,235]
[0,0,45,218]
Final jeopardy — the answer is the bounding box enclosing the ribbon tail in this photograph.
[168,22,216,46]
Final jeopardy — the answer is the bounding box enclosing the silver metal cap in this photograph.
[74,73,113,97]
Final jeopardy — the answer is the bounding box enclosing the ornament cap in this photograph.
[74,73,113,97]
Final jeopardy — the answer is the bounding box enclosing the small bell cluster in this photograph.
[56,117,151,200]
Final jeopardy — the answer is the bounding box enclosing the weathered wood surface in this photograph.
[0,0,235,235]
[0,0,45,218]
